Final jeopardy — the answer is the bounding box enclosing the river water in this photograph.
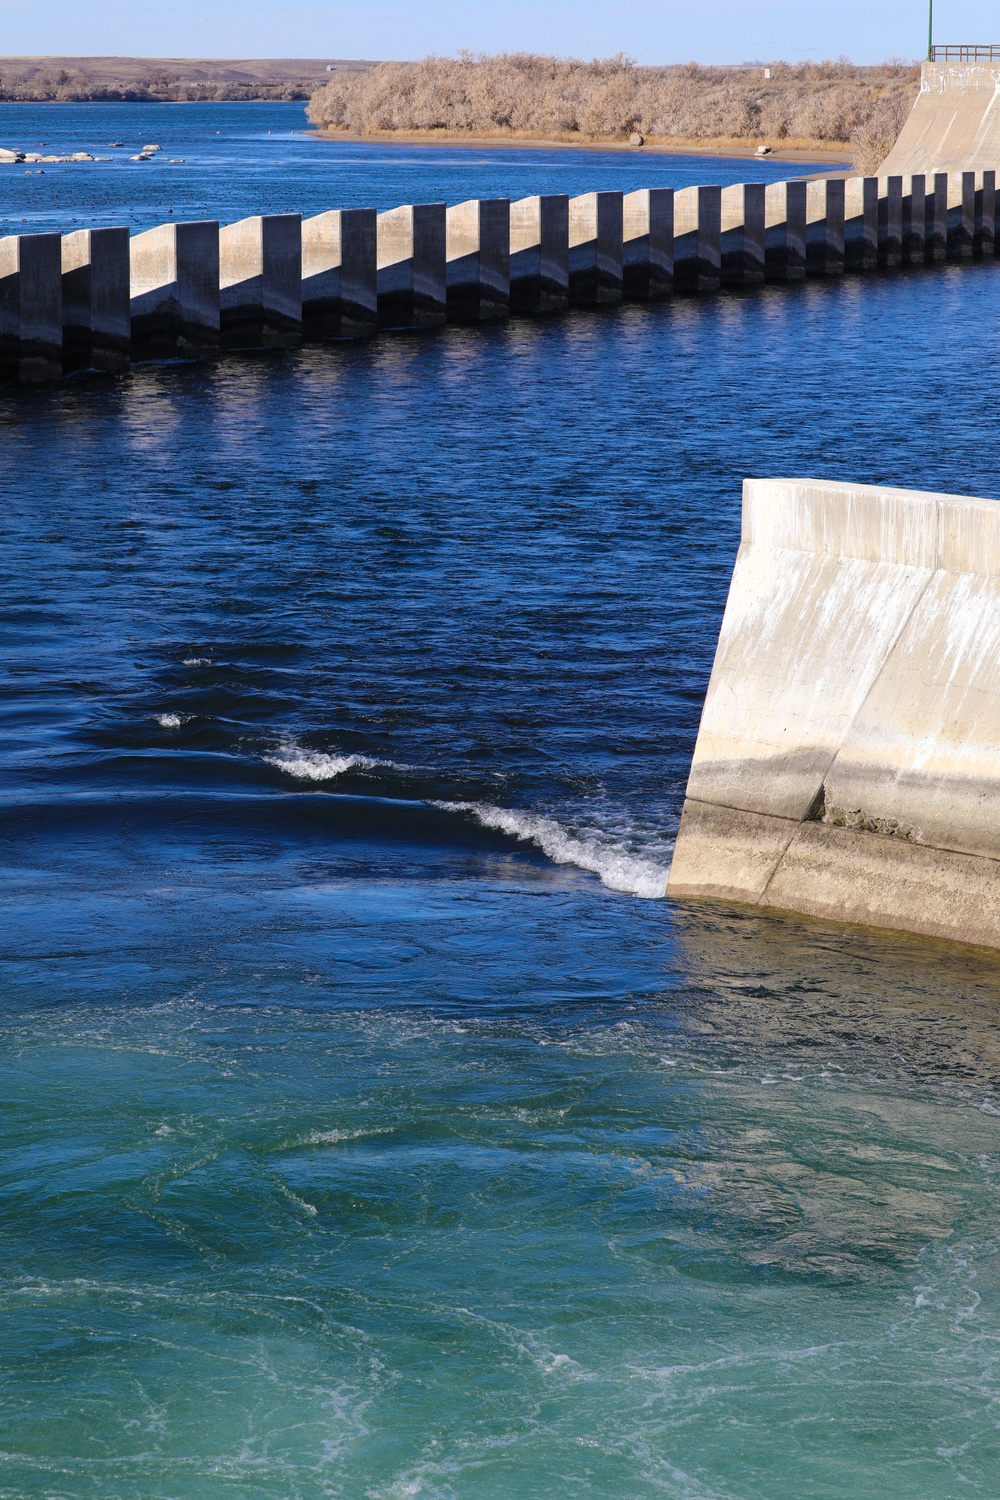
[1,102,1000,1499]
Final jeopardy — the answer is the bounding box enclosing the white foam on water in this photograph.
[434,800,671,899]
[182,656,212,666]
[154,713,188,729]
[302,1127,387,1146]
[264,743,391,781]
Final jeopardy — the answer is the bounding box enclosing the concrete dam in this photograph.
[8,128,1000,956]
[881,59,1000,176]
[668,479,1000,951]
[2,165,1000,382]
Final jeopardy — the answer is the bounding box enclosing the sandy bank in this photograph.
[309,126,854,167]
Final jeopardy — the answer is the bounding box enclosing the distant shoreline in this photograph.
[309,127,853,167]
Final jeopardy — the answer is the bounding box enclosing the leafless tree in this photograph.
[308,53,919,154]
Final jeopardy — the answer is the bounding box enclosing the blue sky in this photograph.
[0,0,994,64]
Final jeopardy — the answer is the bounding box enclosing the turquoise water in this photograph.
[2,913,1000,1497]
[1,103,1000,1498]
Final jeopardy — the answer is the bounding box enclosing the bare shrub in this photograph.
[851,91,916,172]
[308,53,919,148]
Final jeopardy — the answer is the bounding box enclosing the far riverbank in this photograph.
[0,101,843,239]
[310,126,854,168]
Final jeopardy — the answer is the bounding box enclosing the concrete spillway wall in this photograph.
[668,478,1000,951]
[882,63,1000,176]
[2,168,1000,383]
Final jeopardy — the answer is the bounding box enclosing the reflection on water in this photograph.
[675,902,1000,1094]
[1,120,1000,1492]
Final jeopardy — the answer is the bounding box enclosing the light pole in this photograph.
[928,0,934,60]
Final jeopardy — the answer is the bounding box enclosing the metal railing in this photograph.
[930,44,1000,61]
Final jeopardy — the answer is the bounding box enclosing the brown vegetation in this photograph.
[308,53,919,161]
[0,56,372,104]
[850,92,916,173]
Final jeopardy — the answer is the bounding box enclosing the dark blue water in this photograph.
[0,99,844,236]
[2,104,1000,1499]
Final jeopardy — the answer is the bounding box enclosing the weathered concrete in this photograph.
[947,170,976,259]
[976,170,996,257]
[880,63,1000,176]
[622,187,673,299]
[568,191,623,305]
[926,172,948,260]
[764,180,806,280]
[673,185,722,292]
[668,477,1000,951]
[445,199,510,321]
[902,174,927,263]
[509,195,569,313]
[129,221,220,361]
[7,162,1000,388]
[806,180,845,275]
[877,176,903,268]
[61,226,130,373]
[0,232,62,383]
[844,177,878,272]
[376,203,447,330]
[219,214,302,349]
[301,208,377,340]
[720,182,765,285]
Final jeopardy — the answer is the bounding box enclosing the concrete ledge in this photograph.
[622,187,673,299]
[669,801,1000,951]
[61,226,130,374]
[720,183,765,285]
[3,162,999,383]
[947,170,976,258]
[878,176,903,267]
[568,191,623,305]
[764,181,806,280]
[377,203,447,330]
[446,198,510,321]
[844,177,878,272]
[219,214,302,350]
[926,172,948,260]
[0,232,62,383]
[669,477,1000,950]
[667,799,798,902]
[765,821,1000,948]
[509,195,568,314]
[130,221,220,361]
[302,207,377,339]
[975,171,996,256]
[674,185,721,292]
[902,174,927,263]
[806,180,845,275]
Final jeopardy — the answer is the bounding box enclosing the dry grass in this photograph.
[308,53,919,163]
[0,57,367,103]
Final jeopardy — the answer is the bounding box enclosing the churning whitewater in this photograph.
[262,744,672,897]
[4,98,1000,1500]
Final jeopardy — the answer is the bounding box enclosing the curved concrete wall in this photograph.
[3,167,1000,383]
[668,478,1000,951]
[882,62,1000,175]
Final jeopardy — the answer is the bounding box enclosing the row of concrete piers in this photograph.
[0,171,995,383]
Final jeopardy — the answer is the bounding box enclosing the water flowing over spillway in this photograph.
[2,102,1000,1499]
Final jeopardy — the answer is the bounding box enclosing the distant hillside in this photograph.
[0,56,376,103]
[308,53,918,165]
